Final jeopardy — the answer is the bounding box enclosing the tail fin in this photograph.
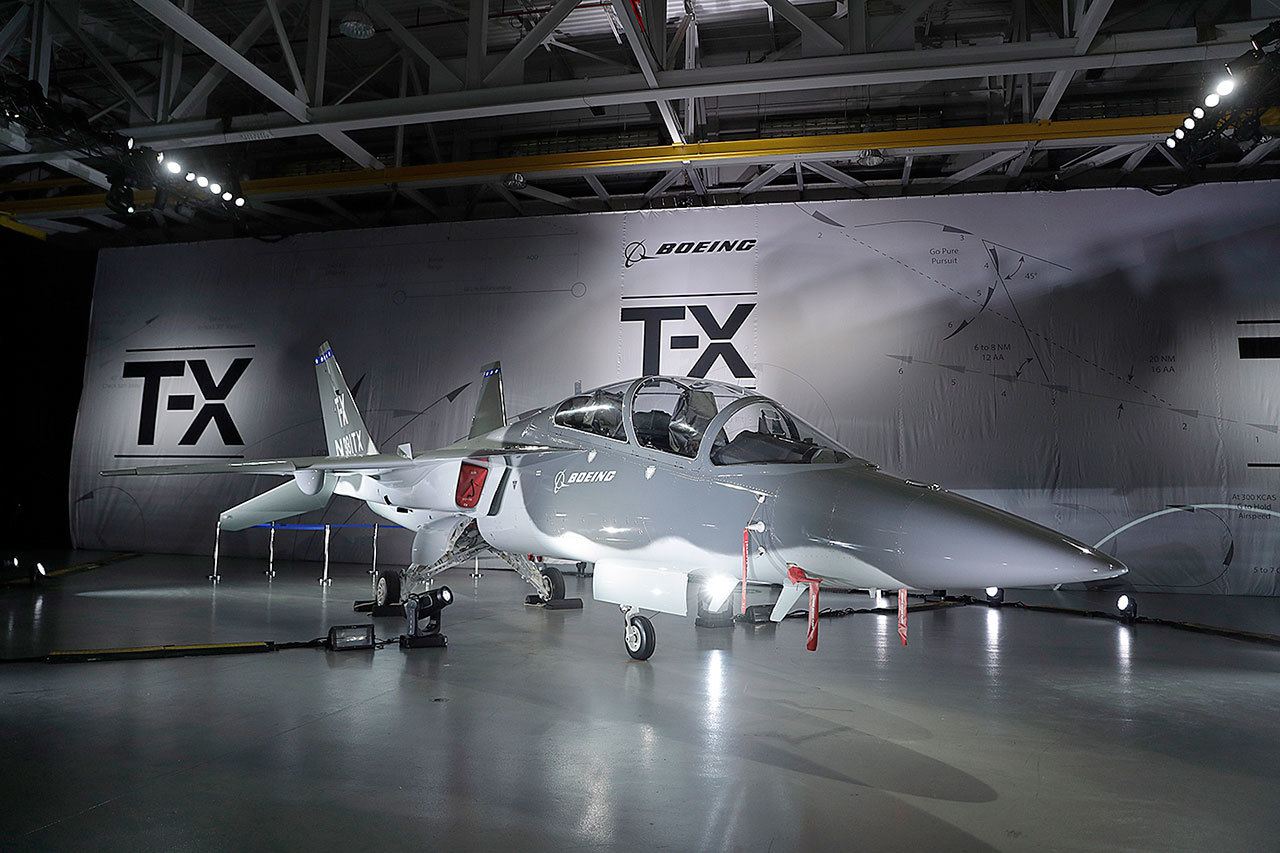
[468,361,506,438]
[315,341,378,457]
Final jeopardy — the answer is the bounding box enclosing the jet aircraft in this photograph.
[104,342,1127,659]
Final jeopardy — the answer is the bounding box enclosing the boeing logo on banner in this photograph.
[121,346,253,451]
[623,239,757,268]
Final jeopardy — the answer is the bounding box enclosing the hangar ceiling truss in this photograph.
[0,0,1275,242]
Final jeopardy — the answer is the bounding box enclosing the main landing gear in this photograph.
[621,606,656,660]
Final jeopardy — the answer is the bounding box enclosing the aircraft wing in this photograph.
[100,443,561,477]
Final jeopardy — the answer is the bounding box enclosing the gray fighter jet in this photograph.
[104,342,1127,659]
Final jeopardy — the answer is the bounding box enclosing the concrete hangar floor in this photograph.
[1,554,1277,852]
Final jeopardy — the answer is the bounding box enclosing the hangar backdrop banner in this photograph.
[70,182,1280,595]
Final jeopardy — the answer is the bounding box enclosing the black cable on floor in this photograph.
[770,593,1280,649]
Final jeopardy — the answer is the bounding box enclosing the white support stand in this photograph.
[209,521,222,583]
[472,555,482,589]
[370,523,379,575]
[265,523,277,580]
[319,523,333,586]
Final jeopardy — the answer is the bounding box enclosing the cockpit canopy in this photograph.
[552,377,870,467]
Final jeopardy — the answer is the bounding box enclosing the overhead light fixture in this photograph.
[184,171,196,182]
[164,160,182,174]
[1183,117,1196,129]
[1204,92,1220,107]
[1174,128,1185,139]
[1192,107,1205,119]
[1216,77,1236,96]
[156,151,165,163]
[196,175,208,188]
[339,2,376,39]
[221,191,233,201]
[234,197,246,207]
[106,181,138,216]
[209,182,221,194]
[36,562,46,577]
[1165,137,1177,148]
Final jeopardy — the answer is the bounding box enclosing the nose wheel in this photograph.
[623,612,656,660]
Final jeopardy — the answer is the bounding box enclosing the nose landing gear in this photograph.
[621,606,656,660]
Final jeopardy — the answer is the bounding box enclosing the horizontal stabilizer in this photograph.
[219,476,337,532]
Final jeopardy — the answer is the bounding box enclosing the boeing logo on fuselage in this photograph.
[554,469,617,493]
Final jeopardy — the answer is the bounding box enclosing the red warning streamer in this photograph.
[897,588,908,646]
[741,528,750,614]
[787,565,822,652]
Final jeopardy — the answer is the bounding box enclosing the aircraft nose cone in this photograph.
[895,489,1127,589]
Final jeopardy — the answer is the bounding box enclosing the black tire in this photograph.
[542,565,566,600]
[624,615,656,660]
[374,570,401,606]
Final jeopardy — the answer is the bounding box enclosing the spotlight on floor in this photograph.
[984,586,1004,605]
[327,623,375,650]
[1116,594,1138,620]
[401,586,453,649]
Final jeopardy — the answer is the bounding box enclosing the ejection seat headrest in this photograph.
[668,387,718,457]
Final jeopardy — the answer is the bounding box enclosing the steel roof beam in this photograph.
[940,149,1019,188]
[366,0,463,90]
[0,5,30,62]
[802,159,868,191]
[611,0,685,145]
[1120,143,1153,174]
[1239,138,1279,168]
[171,5,277,120]
[644,169,683,199]
[740,162,791,195]
[46,3,155,121]
[869,0,934,50]
[484,0,581,85]
[515,183,583,210]
[1033,0,1117,120]
[761,0,843,55]
[0,23,1256,164]
[132,0,383,169]
[1056,142,1146,178]
[266,0,308,100]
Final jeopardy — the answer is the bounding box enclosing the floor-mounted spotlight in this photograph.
[984,586,1004,605]
[401,586,453,648]
[1116,593,1138,622]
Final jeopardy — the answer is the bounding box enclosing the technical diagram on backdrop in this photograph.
[70,181,1280,595]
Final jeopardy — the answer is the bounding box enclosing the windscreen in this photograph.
[710,401,866,466]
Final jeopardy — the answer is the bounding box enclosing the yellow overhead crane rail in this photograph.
[0,114,1199,220]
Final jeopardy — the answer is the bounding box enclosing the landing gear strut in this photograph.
[622,607,656,660]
